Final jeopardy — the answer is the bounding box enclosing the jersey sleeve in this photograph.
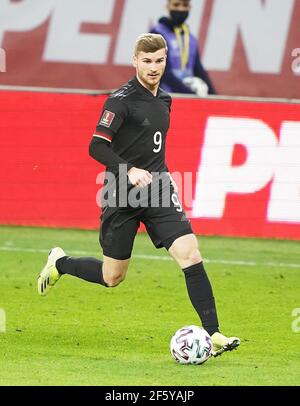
[94,97,128,143]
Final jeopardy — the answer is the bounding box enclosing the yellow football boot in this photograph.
[37,247,66,296]
[211,332,240,357]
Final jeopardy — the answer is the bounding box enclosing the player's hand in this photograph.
[128,167,153,188]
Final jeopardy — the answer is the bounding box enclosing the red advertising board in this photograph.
[0,0,300,99]
[0,90,300,240]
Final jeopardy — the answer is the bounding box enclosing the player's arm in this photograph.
[90,139,152,188]
[89,137,133,171]
[89,98,152,187]
[89,97,133,171]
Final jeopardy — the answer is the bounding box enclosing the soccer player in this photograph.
[37,33,239,357]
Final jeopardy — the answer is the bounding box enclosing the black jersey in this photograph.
[94,77,172,173]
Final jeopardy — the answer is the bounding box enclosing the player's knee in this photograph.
[103,260,128,287]
[188,248,202,265]
[178,247,202,265]
[184,248,202,265]
[105,273,125,288]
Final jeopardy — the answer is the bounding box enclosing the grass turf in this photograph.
[0,225,299,386]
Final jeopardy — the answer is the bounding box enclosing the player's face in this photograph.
[133,48,167,91]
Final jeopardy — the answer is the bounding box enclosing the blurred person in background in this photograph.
[151,0,216,96]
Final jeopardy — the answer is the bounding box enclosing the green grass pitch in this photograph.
[0,225,299,386]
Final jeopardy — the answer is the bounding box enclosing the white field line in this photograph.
[0,245,300,269]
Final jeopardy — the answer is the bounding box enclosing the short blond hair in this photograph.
[134,33,168,56]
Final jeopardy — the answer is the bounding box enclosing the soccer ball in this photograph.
[170,325,212,365]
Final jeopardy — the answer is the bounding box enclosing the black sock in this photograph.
[183,262,219,336]
[56,257,108,286]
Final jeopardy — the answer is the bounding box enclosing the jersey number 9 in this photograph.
[153,131,162,153]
